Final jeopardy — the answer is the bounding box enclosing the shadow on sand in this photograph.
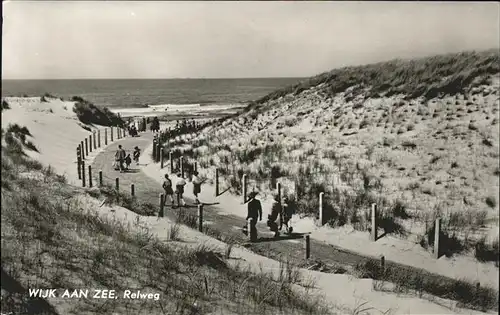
[241,232,308,244]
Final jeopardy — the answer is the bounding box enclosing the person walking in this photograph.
[267,194,282,238]
[175,173,187,207]
[133,146,141,165]
[280,196,294,234]
[242,191,262,241]
[192,171,203,204]
[125,153,132,170]
[114,145,126,173]
[162,174,175,208]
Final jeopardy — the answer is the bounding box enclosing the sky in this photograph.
[2,1,499,80]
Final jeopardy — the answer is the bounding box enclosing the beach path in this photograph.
[91,132,478,284]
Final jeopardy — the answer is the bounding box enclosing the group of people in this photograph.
[161,171,204,208]
[164,119,198,136]
[128,124,139,137]
[113,145,141,172]
[243,191,294,239]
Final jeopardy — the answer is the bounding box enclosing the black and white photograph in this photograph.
[1,1,499,314]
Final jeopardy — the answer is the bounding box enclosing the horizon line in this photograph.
[2,76,308,81]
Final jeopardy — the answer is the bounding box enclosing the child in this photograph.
[162,174,175,207]
[125,154,132,170]
[192,171,202,204]
[133,146,141,165]
[175,173,187,207]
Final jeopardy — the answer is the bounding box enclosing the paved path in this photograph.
[90,131,482,287]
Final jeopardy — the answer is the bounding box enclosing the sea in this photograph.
[1,78,303,111]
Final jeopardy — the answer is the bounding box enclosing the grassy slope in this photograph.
[70,96,125,127]
[167,50,499,258]
[0,126,336,315]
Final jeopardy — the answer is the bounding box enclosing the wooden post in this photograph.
[169,152,174,173]
[152,139,157,161]
[304,235,311,259]
[131,184,135,197]
[380,255,385,273]
[105,128,108,145]
[115,177,119,191]
[160,148,164,169]
[371,203,378,241]
[434,218,441,259]
[99,170,103,186]
[111,127,114,142]
[85,138,89,156]
[77,147,81,180]
[156,143,161,162]
[88,165,93,188]
[93,131,96,149]
[98,130,101,147]
[89,135,92,152]
[81,160,86,187]
[117,128,120,139]
[159,193,165,217]
[242,174,247,203]
[277,182,282,202]
[80,141,85,159]
[318,192,325,226]
[198,204,204,232]
[215,168,219,196]
[180,156,184,178]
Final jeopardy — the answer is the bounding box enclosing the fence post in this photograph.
[85,138,89,156]
[99,170,103,187]
[318,192,325,226]
[153,139,157,161]
[169,152,174,173]
[242,174,247,203]
[88,165,93,188]
[98,130,101,147]
[93,131,96,150]
[131,184,135,197]
[180,156,184,178]
[89,135,92,152]
[160,148,164,169]
[198,204,204,232]
[105,128,108,145]
[115,177,119,191]
[80,141,85,159]
[371,203,378,241]
[159,193,165,217]
[81,160,86,187]
[434,218,441,259]
[276,182,282,202]
[111,127,114,142]
[77,147,82,180]
[304,235,311,259]
[380,255,385,273]
[156,143,161,162]
[215,168,219,196]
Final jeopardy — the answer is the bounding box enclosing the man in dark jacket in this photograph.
[268,194,282,238]
[243,191,262,240]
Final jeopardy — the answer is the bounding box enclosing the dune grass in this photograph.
[1,125,338,315]
[71,96,124,127]
[248,49,500,110]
